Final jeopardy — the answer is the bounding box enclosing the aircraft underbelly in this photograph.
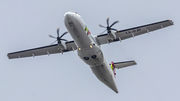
[90,61,118,93]
[64,14,91,47]
[77,46,104,66]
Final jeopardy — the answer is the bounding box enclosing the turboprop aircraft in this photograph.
[7,11,174,93]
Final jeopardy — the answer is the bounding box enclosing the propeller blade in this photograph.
[48,34,56,39]
[50,40,57,45]
[99,24,106,28]
[110,28,118,31]
[57,28,60,37]
[99,18,119,34]
[100,30,107,34]
[107,17,109,26]
[60,39,68,41]
[60,31,68,38]
[110,21,119,27]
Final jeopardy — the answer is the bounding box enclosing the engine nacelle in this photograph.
[108,31,117,40]
[58,42,67,50]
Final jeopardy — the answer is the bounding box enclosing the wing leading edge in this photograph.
[96,20,174,45]
[7,41,77,59]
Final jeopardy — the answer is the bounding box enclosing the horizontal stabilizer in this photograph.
[112,60,137,69]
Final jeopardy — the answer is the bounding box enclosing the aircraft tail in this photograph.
[110,60,137,78]
[110,60,137,69]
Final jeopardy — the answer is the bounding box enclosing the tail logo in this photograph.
[111,62,116,78]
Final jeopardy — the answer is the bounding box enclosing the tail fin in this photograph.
[110,60,137,69]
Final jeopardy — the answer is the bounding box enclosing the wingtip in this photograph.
[134,61,137,65]
[168,19,174,25]
[131,60,137,65]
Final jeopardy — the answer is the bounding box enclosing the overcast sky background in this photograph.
[0,0,180,101]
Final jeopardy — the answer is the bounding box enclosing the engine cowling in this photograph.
[58,42,67,50]
[108,31,117,40]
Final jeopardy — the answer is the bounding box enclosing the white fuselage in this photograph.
[64,12,118,93]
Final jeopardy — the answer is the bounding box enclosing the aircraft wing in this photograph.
[7,41,77,59]
[96,20,174,45]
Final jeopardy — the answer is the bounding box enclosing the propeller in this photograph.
[99,17,119,34]
[49,28,68,44]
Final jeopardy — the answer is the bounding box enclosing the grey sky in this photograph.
[0,0,180,101]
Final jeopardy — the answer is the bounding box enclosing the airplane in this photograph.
[7,11,174,93]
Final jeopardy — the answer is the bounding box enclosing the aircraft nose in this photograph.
[64,12,74,19]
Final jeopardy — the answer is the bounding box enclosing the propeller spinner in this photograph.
[49,28,68,44]
[99,17,119,34]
